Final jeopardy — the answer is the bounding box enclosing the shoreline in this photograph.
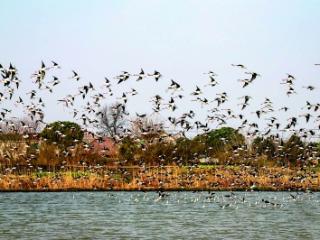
[0,188,319,192]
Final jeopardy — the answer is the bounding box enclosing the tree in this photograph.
[205,127,245,153]
[130,117,165,141]
[40,121,84,149]
[175,137,205,164]
[252,136,276,160]
[0,117,44,135]
[282,134,305,166]
[97,103,127,140]
[118,136,140,163]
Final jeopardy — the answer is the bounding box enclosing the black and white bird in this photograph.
[71,70,80,81]
[148,70,162,81]
[135,68,146,81]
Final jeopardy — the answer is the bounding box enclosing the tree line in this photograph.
[0,116,319,170]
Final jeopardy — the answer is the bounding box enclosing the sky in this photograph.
[0,0,320,138]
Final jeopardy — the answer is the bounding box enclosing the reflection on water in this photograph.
[0,191,319,239]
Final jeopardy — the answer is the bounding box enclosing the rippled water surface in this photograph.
[0,191,319,239]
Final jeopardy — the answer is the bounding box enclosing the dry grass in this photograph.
[0,165,319,191]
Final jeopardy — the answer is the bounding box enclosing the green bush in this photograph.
[206,127,245,150]
[118,137,140,163]
[40,121,83,149]
[282,134,305,165]
[252,136,276,160]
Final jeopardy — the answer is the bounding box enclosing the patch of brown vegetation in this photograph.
[0,165,319,191]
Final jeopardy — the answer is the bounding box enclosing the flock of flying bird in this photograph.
[0,61,320,145]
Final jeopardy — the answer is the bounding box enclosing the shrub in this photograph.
[252,136,276,160]
[40,121,83,149]
[118,137,140,164]
[282,134,305,165]
[206,127,245,150]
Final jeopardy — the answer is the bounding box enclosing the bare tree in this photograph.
[130,117,166,140]
[96,103,127,139]
[0,117,44,134]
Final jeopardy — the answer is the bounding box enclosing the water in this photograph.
[0,192,319,240]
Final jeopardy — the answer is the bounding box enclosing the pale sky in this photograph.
[1,0,320,137]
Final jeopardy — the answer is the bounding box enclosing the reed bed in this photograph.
[0,165,319,191]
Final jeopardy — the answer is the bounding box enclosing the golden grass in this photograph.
[0,165,320,191]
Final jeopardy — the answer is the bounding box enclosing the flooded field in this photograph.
[0,191,319,239]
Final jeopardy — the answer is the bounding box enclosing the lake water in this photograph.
[0,191,319,239]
